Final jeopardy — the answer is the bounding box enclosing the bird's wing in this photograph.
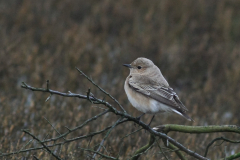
[128,75,188,112]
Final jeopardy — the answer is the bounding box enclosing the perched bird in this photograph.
[123,57,193,125]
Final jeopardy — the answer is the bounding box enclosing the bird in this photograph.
[123,57,193,126]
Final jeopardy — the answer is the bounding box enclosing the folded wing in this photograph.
[128,75,192,121]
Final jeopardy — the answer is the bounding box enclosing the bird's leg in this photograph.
[147,115,155,127]
[144,115,155,133]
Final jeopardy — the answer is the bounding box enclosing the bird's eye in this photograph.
[137,66,142,69]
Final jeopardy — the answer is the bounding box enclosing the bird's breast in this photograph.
[124,81,149,113]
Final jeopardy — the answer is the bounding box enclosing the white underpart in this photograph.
[149,99,181,114]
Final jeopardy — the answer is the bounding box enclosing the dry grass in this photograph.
[1,0,240,159]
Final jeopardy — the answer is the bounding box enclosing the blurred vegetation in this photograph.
[1,0,240,159]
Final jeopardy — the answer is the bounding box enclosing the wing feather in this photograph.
[128,75,188,112]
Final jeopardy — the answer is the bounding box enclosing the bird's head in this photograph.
[123,57,156,75]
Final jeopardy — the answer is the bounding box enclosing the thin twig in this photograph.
[204,137,240,157]
[23,130,62,160]
[154,136,169,160]
[43,109,110,143]
[92,117,124,159]
[129,135,155,160]
[43,117,64,140]
[161,139,187,160]
[0,119,128,157]
[117,128,143,158]
[76,67,126,113]
[80,148,117,160]
[21,82,119,112]
[17,139,33,154]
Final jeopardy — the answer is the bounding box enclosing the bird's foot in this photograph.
[146,115,155,129]
[144,116,155,133]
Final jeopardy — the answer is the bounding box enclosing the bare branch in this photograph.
[21,82,209,160]
[205,137,240,157]
[0,119,128,158]
[80,148,118,160]
[43,109,111,143]
[129,134,155,160]
[21,82,119,113]
[76,67,126,113]
[154,136,169,160]
[43,117,65,140]
[23,130,62,160]
[161,139,187,160]
[92,117,124,159]
[117,128,143,158]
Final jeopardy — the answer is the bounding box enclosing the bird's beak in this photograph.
[123,64,133,68]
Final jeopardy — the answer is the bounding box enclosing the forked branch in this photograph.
[4,68,236,160]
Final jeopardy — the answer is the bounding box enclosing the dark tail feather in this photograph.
[181,112,194,122]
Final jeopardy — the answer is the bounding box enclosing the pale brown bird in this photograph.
[123,57,193,125]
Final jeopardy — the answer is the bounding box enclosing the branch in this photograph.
[112,113,209,160]
[23,130,62,160]
[130,134,155,160]
[21,81,208,160]
[1,119,128,157]
[117,128,143,158]
[161,139,187,160]
[92,117,124,159]
[224,152,240,160]
[154,125,240,159]
[76,67,126,113]
[16,69,240,160]
[20,68,211,160]
[43,108,110,143]
[205,137,240,157]
[21,82,119,113]
[80,148,117,160]
[153,125,240,134]
[153,135,169,160]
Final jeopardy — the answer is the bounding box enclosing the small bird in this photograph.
[123,57,193,126]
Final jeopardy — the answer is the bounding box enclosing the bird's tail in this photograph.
[172,109,194,122]
[181,112,194,122]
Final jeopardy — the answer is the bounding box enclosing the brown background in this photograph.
[1,0,240,159]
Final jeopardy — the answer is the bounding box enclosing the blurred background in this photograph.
[1,0,240,159]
